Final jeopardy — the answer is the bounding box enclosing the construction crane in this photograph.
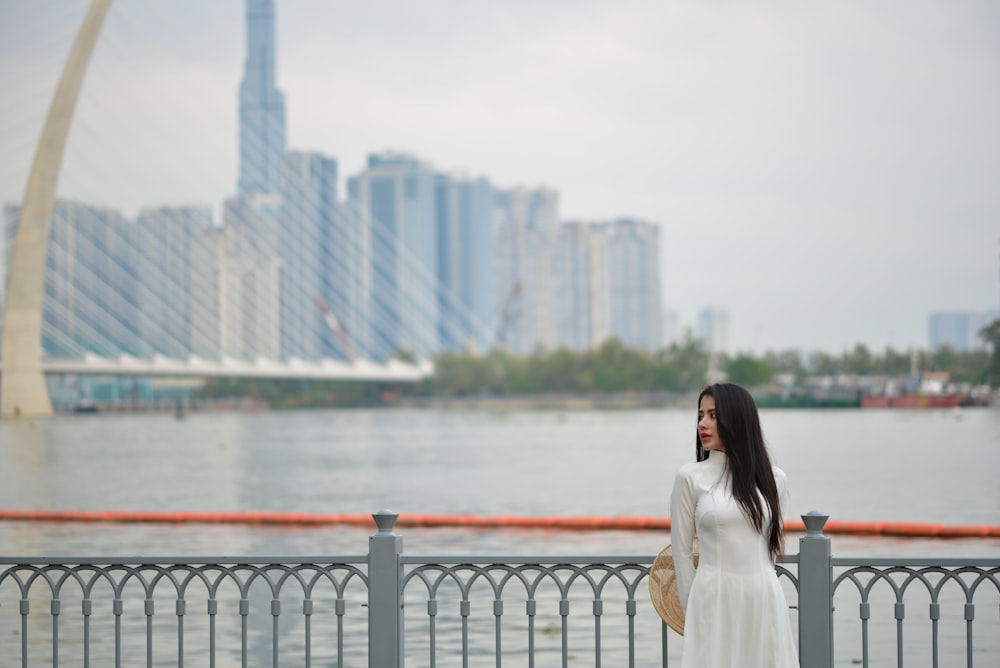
[315,295,358,361]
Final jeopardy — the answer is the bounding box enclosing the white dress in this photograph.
[669,450,799,667]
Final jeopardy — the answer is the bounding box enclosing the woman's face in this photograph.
[698,394,725,452]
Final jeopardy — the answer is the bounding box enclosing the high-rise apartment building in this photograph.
[509,215,662,354]
[5,201,138,357]
[929,312,972,352]
[238,0,286,197]
[435,174,494,352]
[133,206,213,358]
[190,224,255,360]
[347,152,440,359]
[493,187,560,354]
[928,310,999,352]
[556,221,609,351]
[280,151,340,360]
[604,218,662,351]
[220,195,283,360]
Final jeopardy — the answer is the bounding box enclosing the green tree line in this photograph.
[192,318,1000,407]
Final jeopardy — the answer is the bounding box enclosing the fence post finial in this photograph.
[373,508,399,534]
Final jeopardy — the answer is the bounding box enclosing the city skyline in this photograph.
[2,0,668,367]
[1,1,998,354]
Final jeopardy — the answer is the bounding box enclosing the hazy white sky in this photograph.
[1,0,998,354]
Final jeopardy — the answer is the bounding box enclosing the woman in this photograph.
[669,383,799,667]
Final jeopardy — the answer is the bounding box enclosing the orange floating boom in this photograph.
[0,509,996,538]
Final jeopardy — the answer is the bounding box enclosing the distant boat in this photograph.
[861,392,964,409]
[959,385,997,407]
[862,367,983,408]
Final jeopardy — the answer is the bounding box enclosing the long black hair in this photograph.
[696,383,784,562]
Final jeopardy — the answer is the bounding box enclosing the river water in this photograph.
[1,406,998,666]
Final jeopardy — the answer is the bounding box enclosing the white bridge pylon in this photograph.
[1,354,433,382]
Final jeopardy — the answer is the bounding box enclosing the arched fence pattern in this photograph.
[399,558,799,668]
[1,512,998,667]
[832,561,1000,668]
[0,558,371,668]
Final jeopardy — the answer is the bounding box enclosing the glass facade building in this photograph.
[435,174,494,353]
[280,151,340,360]
[604,218,662,351]
[493,187,560,354]
[133,206,213,358]
[556,221,609,351]
[238,0,286,197]
[347,153,440,359]
[928,310,999,352]
[4,201,214,360]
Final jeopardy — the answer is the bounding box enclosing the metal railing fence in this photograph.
[831,557,1000,668]
[1,510,998,667]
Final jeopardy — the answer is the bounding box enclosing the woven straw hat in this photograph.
[648,538,699,635]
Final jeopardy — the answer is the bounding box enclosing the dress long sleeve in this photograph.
[775,466,790,529]
[669,466,697,615]
[772,466,791,540]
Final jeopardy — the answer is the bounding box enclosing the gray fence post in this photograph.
[798,511,833,668]
[369,508,404,668]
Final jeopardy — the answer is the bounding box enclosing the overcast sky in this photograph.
[1,0,998,355]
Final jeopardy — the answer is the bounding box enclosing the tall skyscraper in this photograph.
[280,151,340,360]
[436,174,494,352]
[190,222,270,361]
[493,187,560,354]
[556,221,609,351]
[238,0,286,197]
[928,310,999,352]
[604,218,662,351]
[347,152,440,359]
[929,312,973,352]
[133,205,213,358]
[221,195,283,360]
